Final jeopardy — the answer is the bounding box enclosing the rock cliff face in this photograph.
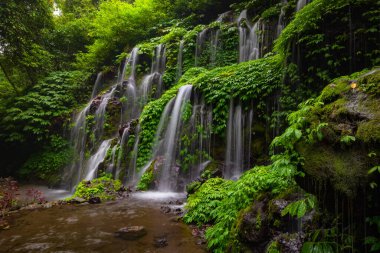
[296,69,380,199]
[230,69,380,253]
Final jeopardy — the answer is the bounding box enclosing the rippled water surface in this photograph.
[0,192,205,253]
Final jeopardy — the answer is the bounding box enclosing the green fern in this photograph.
[281,194,317,218]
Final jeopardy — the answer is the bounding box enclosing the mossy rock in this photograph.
[200,160,223,180]
[71,174,123,201]
[319,81,351,104]
[358,68,380,96]
[186,181,202,195]
[298,144,367,198]
[356,119,380,144]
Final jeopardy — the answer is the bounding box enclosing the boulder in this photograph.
[115,226,147,240]
[68,197,87,204]
[88,197,101,204]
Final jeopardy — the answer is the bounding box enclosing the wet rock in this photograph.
[42,202,53,208]
[0,219,10,230]
[118,119,139,137]
[273,232,305,253]
[160,206,171,214]
[239,200,270,244]
[191,225,208,245]
[90,96,102,113]
[153,236,168,248]
[174,208,183,216]
[88,197,101,204]
[69,197,87,204]
[115,226,147,240]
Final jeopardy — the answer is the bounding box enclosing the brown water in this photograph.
[0,192,206,253]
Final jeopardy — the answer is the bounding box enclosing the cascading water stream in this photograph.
[276,2,287,37]
[91,72,103,99]
[84,139,112,181]
[127,126,140,184]
[296,0,310,11]
[188,95,212,181]
[108,145,118,175]
[139,44,166,105]
[116,45,167,184]
[237,10,263,63]
[94,86,117,139]
[225,101,244,179]
[116,128,129,179]
[66,104,91,189]
[210,29,220,66]
[157,85,193,192]
[121,48,139,121]
[195,29,208,66]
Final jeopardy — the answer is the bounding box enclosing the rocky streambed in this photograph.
[0,192,205,253]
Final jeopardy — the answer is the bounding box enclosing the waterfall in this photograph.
[107,145,118,175]
[187,95,212,181]
[127,128,140,184]
[176,40,184,81]
[94,86,117,139]
[195,29,208,66]
[84,140,112,181]
[151,44,166,97]
[119,47,139,85]
[65,104,91,189]
[116,45,167,184]
[238,10,263,63]
[276,2,287,37]
[157,85,193,192]
[65,48,139,189]
[296,0,309,11]
[216,11,232,23]
[138,44,166,106]
[91,72,103,99]
[210,29,220,66]
[121,48,139,121]
[247,108,254,168]
[225,101,243,179]
[224,100,254,180]
[116,128,129,179]
[152,98,176,156]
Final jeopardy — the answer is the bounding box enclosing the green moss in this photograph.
[200,160,221,180]
[320,98,347,116]
[71,174,122,201]
[358,69,380,96]
[318,81,350,104]
[186,181,201,194]
[356,120,380,143]
[299,144,367,197]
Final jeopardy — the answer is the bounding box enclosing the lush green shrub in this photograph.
[0,71,86,143]
[184,178,233,225]
[72,173,123,201]
[19,136,73,186]
[194,55,282,134]
[204,166,293,252]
